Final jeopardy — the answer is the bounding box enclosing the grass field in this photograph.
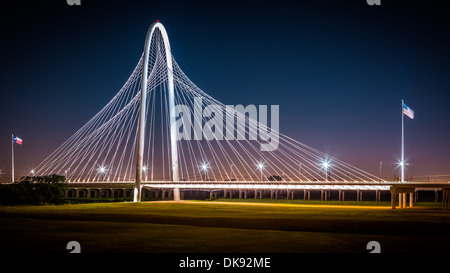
[1,199,450,253]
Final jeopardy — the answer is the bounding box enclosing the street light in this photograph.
[257,162,264,181]
[230,163,235,181]
[143,165,148,181]
[321,159,331,181]
[65,168,70,182]
[30,169,35,176]
[397,160,409,182]
[98,166,106,181]
[379,161,383,179]
[200,162,209,181]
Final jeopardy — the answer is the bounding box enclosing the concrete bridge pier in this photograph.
[174,188,180,201]
[287,190,294,200]
[239,190,247,199]
[303,190,310,200]
[356,190,363,201]
[390,186,415,209]
[254,190,263,199]
[209,191,218,200]
[270,190,278,200]
[223,190,230,198]
[443,188,450,210]
[338,190,345,201]
[320,190,327,201]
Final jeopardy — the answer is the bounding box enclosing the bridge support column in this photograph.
[254,190,262,199]
[239,190,247,199]
[356,190,361,201]
[409,193,413,207]
[321,190,327,201]
[270,190,278,200]
[287,190,294,200]
[209,191,218,200]
[390,188,397,209]
[442,188,450,211]
[338,190,345,201]
[399,193,408,208]
[173,188,180,201]
[303,190,310,200]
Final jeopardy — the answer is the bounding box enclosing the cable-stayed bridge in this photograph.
[32,22,450,209]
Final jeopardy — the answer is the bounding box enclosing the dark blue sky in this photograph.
[1,0,449,180]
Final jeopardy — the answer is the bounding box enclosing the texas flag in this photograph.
[13,135,23,145]
[403,102,414,119]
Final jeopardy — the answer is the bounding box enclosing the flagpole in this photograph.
[11,134,14,183]
[401,100,405,182]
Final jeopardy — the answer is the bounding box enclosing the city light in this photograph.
[98,166,106,173]
[257,162,264,170]
[200,162,209,181]
[321,160,330,170]
[321,159,331,181]
[200,163,209,171]
[257,162,265,181]
[397,160,409,167]
[98,166,107,181]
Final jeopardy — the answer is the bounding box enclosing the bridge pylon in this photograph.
[135,21,179,202]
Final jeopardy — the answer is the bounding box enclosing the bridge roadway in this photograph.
[64,180,450,210]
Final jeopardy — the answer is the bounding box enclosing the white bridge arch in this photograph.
[135,22,178,201]
[34,21,388,203]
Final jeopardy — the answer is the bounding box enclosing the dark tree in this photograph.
[267,175,283,181]
[0,174,66,205]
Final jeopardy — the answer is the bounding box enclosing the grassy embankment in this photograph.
[0,200,449,253]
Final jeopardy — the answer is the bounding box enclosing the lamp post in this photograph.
[299,162,302,181]
[321,159,331,181]
[230,163,235,181]
[65,168,70,182]
[98,166,106,181]
[379,161,382,179]
[200,163,209,181]
[397,160,409,182]
[143,165,148,181]
[257,162,264,181]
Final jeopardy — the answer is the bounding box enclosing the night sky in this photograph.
[1,0,449,181]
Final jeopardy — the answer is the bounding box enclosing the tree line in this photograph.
[0,174,66,205]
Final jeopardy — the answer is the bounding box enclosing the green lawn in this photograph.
[1,200,449,253]
[210,198,443,207]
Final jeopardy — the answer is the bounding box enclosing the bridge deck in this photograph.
[62,181,450,191]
